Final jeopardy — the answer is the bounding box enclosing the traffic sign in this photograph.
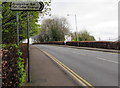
[10,2,44,11]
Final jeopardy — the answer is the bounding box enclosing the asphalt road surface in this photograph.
[34,45,118,86]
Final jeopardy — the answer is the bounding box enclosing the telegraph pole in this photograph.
[67,14,79,46]
[74,14,79,46]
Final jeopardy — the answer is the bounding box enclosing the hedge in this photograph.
[33,41,120,50]
[2,44,26,87]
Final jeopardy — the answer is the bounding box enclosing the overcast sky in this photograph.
[42,0,119,41]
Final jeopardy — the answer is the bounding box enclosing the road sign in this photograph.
[10,2,44,11]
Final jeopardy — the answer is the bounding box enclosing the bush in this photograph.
[33,41,120,50]
[2,44,26,87]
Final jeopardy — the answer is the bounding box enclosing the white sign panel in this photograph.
[10,2,44,11]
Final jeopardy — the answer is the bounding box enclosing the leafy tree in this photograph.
[2,1,51,44]
[71,30,95,41]
[35,16,70,42]
[71,32,77,41]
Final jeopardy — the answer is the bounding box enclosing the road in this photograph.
[34,45,118,86]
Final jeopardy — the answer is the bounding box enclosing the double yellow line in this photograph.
[42,50,94,88]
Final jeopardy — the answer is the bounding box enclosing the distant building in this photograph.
[22,38,33,44]
[64,35,72,44]
[65,35,72,41]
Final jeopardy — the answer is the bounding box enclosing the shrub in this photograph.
[2,44,26,87]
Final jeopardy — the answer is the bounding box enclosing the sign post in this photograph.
[27,11,30,82]
[16,11,19,45]
[10,1,44,82]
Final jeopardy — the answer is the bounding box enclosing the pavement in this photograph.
[24,45,78,86]
[35,45,118,86]
[0,50,2,87]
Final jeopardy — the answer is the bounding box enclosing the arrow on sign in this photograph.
[10,2,44,11]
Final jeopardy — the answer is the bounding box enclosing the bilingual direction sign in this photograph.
[10,1,45,82]
[10,2,44,11]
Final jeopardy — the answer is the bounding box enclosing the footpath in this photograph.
[0,50,2,87]
[24,46,77,86]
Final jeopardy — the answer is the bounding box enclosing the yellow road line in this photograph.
[52,56,87,87]
[42,50,94,88]
[55,58,93,87]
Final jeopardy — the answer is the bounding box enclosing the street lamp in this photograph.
[67,14,79,46]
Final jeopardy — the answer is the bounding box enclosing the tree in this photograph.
[71,32,77,41]
[2,1,51,44]
[35,16,70,42]
[71,30,95,41]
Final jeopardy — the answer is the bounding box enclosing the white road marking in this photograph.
[72,52,86,56]
[57,47,62,48]
[109,53,118,55]
[96,57,118,64]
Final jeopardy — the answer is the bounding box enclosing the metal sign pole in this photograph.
[16,11,19,45]
[27,11,30,82]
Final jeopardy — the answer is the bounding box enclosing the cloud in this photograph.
[48,0,119,41]
[94,21,117,28]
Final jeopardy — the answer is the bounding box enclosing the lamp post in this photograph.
[67,14,79,46]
